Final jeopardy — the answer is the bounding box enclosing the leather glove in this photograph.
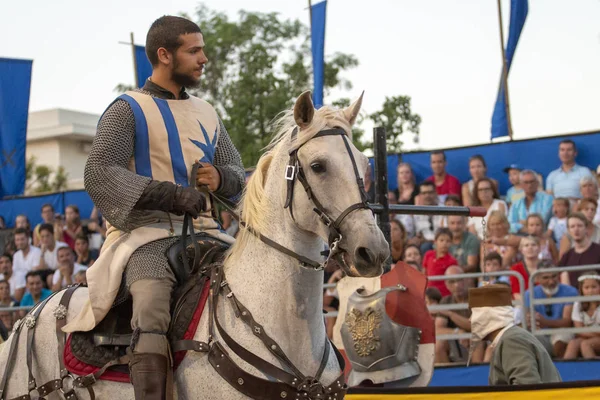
[172,185,207,218]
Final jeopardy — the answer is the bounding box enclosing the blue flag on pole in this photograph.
[134,45,153,88]
[0,58,33,198]
[311,1,327,108]
[491,0,528,139]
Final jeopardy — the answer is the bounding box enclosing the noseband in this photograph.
[283,127,371,266]
[209,126,371,271]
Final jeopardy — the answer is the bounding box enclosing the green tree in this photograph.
[369,95,421,153]
[25,156,69,194]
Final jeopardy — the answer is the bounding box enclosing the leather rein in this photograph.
[209,126,371,271]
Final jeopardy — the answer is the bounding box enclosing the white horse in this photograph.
[0,90,390,399]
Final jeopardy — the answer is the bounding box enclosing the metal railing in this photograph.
[528,264,600,337]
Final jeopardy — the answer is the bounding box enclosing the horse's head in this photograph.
[279,90,389,277]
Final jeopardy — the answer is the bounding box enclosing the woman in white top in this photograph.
[563,273,600,359]
[468,178,508,240]
[461,155,499,206]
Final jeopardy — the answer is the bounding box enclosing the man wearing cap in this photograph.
[469,284,561,385]
[503,164,524,207]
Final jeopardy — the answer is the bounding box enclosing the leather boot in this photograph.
[129,352,169,400]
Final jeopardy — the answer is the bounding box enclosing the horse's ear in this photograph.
[294,90,315,129]
[342,91,364,126]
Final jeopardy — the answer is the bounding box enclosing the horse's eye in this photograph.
[310,163,326,174]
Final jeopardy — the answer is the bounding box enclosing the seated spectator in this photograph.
[390,220,407,264]
[87,206,106,251]
[0,311,13,333]
[60,205,85,250]
[525,214,559,264]
[510,236,542,301]
[440,195,462,228]
[559,213,600,286]
[559,198,600,258]
[20,271,52,308]
[478,252,510,287]
[12,228,41,277]
[412,181,444,253]
[0,280,18,307]
[468,178,507,240]
[462,155,499,206]
[547,198,570,245]
[481,211,517,268]
[546,139,592,200]
[425,287,442,310]
[524,260,578,358]
[578,176,600,225]
[74,270,88,285]
[0,253,25,302]
[434,266,484,364]
[395,162,419,205]
[389,190,415,238]
[563,272,600,359]
[508,170,553,234]
[423,228,457,297]
[51,247,88,292]
[503,164,524,207]
[36,223,69,286]
[14,215,32,241]
[426,150,461,203]
[74,234,98,267]
[448,215,480,273]
[33,203,55,247]
[402,244,422,269]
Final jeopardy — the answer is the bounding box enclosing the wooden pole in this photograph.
[496,0,514,140]
[130,32,139,87]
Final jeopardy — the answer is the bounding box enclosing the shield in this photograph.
[332,262,435,388]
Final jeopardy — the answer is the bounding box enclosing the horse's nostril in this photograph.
[356,247,374,266]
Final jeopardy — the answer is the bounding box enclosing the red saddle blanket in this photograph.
[63,280,211,383]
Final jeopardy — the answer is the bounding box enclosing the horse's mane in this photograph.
[226,104,353,261]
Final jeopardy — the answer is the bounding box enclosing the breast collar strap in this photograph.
[284,127,370,257]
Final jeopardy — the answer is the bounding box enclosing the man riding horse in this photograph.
[62,15,244,399]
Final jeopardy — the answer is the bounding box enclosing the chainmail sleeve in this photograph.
[213,117,245,200]
[84,100,152,232]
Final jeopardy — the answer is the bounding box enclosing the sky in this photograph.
[1,0,599,151]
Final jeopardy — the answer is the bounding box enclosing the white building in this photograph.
[26,108,99,192]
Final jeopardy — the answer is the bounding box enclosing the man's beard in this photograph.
[542,285,559,296]
[171,59,201,89]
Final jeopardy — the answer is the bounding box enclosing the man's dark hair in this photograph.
[560,139,576,151]
[483,251,502,265]
[146,16,202,66]
[41,203,54,212]
[418,181,436,193]
[14,227,29,237]
[425,287,442,303]
[25,271,42,282]
[430,150,446,161]
[0,253,12,263]
[39,223,54,235]
[75,233,89,244]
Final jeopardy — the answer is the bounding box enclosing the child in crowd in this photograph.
[423,228,457,297]
[440,195,462,228]
[503,164,524,206]
[563,272,600,359]
[547,198,570,244]
[526,214,559,264]
[478,252,510,287]
[425,287,442,317]
[403,244,422,268]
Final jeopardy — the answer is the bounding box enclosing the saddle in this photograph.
[69,233,229,371]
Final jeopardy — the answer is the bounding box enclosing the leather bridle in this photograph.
[211,125,371,271]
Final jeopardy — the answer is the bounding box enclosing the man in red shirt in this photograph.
[426,150,461,203]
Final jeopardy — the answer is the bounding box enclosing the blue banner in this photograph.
[0,58,33,199]
[311,1,327,108]
[491,0,528,139]
[134,45,153,88]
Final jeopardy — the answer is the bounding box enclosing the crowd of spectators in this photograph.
[325,139,600,364]
[0,204,104,334]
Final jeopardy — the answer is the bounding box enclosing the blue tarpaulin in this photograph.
[0,58,33,198]
[491,0,529,139]
[311,1,327,108]
[0,190,94,228]
[134,45,152,87]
